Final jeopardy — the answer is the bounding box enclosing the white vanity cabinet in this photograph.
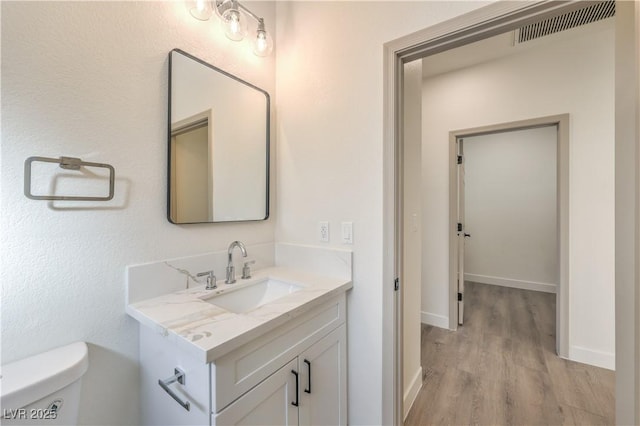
[139,293,347,426]
[214,325,346,426]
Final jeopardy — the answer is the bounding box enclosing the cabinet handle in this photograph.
[158,368,191,411]
[291,369,299,407]
[304,359,311,394]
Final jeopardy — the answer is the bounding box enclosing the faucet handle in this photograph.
[197,270,217,290]
[241,260,256,279]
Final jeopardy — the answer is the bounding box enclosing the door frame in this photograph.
[382,1,639,425]
[455,136,465,326]
[448,115,570,359]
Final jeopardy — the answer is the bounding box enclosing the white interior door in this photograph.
[457,138,466,325]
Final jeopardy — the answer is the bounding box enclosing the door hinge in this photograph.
[457,155,463,164]
[394,278,399,291]
[457,223,463,232]
[458,292,463,301]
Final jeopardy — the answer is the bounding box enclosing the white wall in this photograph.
[464,126,558,292]
[421,18,615,368]
[274,2,489,424]
[1,2,275,424]
[402,60,422,418]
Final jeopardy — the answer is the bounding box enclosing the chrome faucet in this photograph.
[226,241,247,284]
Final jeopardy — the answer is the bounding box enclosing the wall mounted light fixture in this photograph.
[187,0,273,57]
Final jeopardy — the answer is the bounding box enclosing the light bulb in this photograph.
[222,7,246,41]
[253,30,273,57]
[253,20,273,57]
[255,33,267,53]
[188,0,212,21]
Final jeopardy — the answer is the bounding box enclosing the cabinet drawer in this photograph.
[212,293,346,413]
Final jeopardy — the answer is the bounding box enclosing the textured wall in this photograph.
[1,2,275,424]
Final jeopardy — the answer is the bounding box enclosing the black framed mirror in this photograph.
[168,49,269,223]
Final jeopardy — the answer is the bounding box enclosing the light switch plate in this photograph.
[341,222,353,244]
[319,221,329,242]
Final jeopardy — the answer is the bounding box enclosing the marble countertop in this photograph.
[126,266,352,363]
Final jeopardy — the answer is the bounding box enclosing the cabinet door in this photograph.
[214,358,299,426]
[298,325,347,426]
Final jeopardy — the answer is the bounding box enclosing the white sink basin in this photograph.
[204,278,303,313]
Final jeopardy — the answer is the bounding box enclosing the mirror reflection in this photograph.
[168,49,269,223]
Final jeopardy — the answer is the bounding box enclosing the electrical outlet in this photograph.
[341,222,353,244]
[319,221,329,242]
[319,221,330,242]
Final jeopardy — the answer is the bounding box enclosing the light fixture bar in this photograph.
[198,0,273,57]
[236,2,261,23]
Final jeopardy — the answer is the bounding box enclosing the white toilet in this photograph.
[1,342,89,425]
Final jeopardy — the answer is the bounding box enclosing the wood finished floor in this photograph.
[404,282,615,426]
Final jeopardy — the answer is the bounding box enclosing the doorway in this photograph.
[382,2,638,425]
[449,116,569,359]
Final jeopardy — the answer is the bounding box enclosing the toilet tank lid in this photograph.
[1,342,89,410]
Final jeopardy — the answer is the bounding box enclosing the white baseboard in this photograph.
[568,345,615,371]
[465,273,557,293]
[403,366,423,420]
[421,311,449,329]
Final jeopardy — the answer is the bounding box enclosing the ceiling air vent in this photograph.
[516,1,615,44]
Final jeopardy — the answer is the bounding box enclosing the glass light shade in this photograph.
[253,29,273,57]
[188,0,213,21]
[221,8,247,41]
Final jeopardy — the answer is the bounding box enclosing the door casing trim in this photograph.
[380,1,630,424]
